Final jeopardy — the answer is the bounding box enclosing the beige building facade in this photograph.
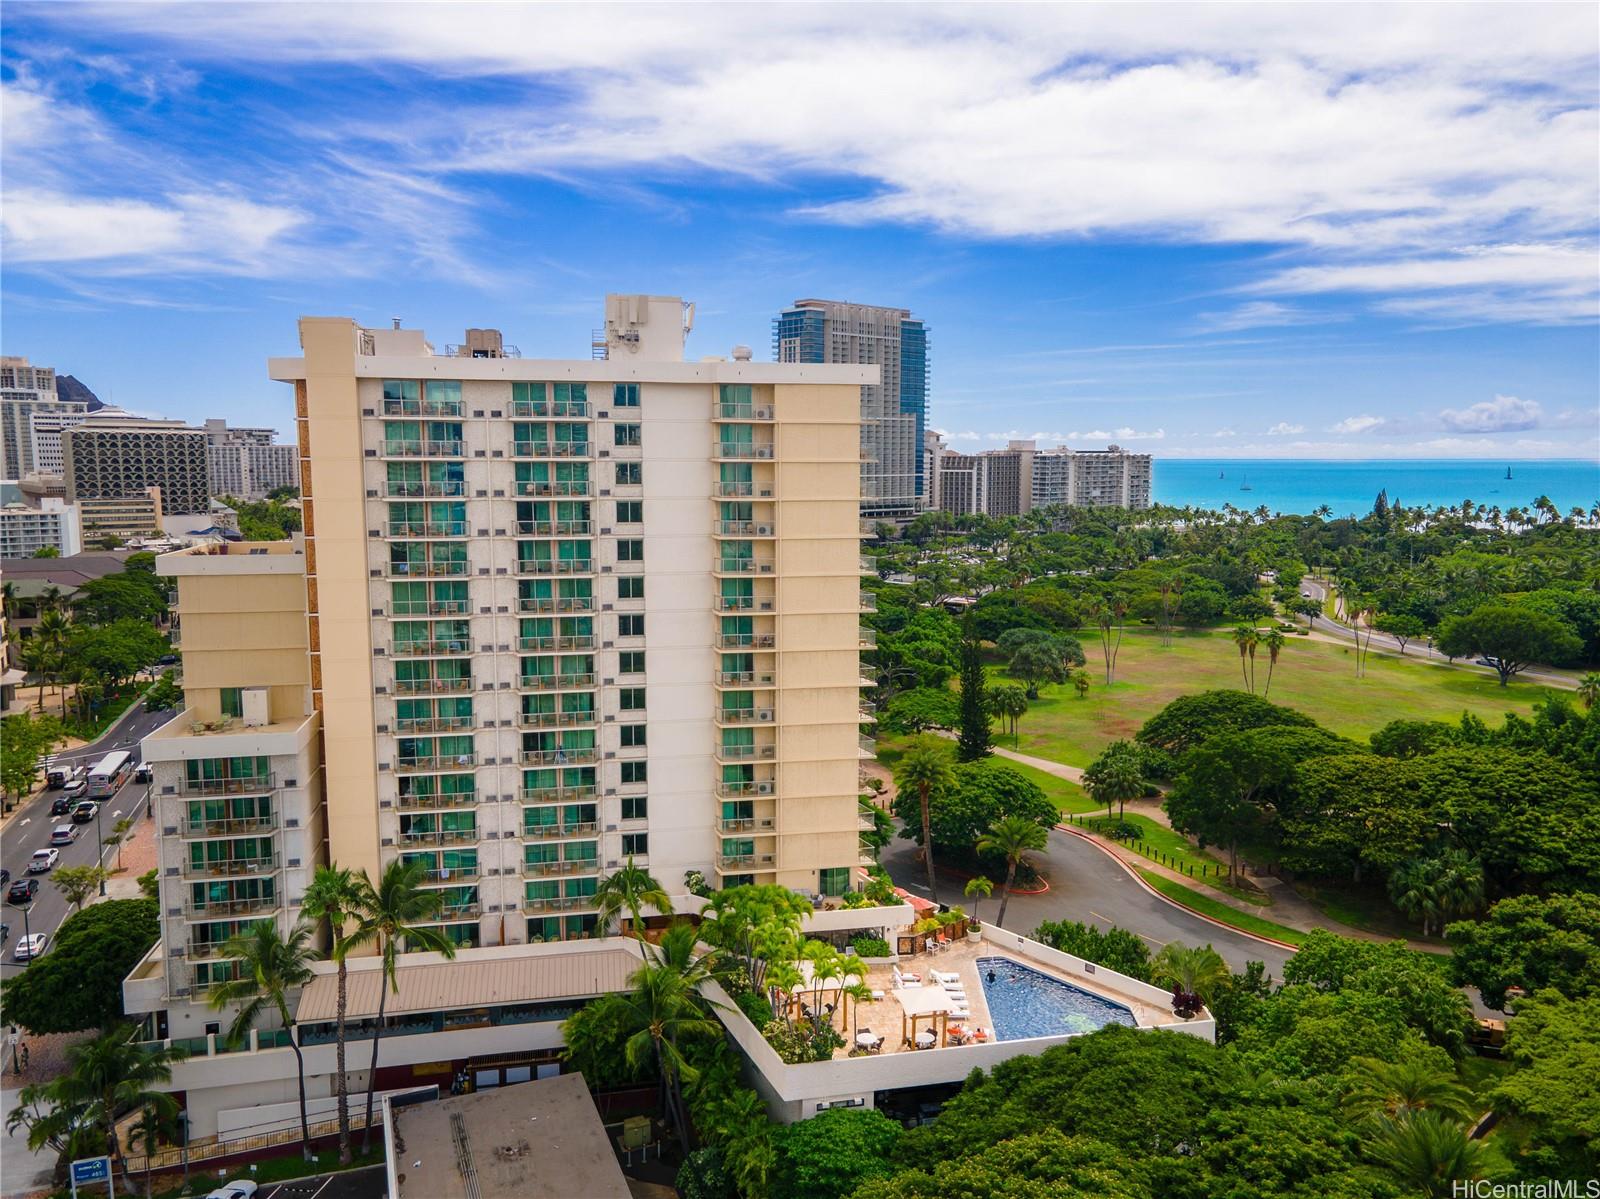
[78,488,164,543]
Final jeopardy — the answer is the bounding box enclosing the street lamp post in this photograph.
[19,901,33,966]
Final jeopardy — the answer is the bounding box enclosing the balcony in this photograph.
[522,859,600,879]
[187,938,242,962]
[511,441,591,458]
[398,827,479,846]
[713,441,774,460]
[381,440,464,458]
[394,714,475,734]
[859,735,878,757]
[386,521,468,538]
[860,556,877,574]
[514,479,592,498]
[390,599,470,617]
[383,397,463,418]
[859,627,878,648]
[518,709,596,729]
[522,895,597,914]
[715,668,775,687]
[384,480,466,499]
[517,634,597,652]
[514,559,593,576]
[716,706,775,726]
[520,747,597,767]
[714,742,777,763]
[517,595,594,614]
[397,790,478,811]
[180,774,274,797]
[180,813,278,839]
[515,520,592,536]
[715,815,776,834]
[714,519,776,537]
[510,399,589,419]
[387,560,469,578]
[393,677,473,696]
[716,631,776,651]
[518,673,596,691]
[713,556,776,575]
[716,594,774,613]
[715,778,775,798]
[181,854,281,880]
[184,894,279,919]
[715,401,774,421]
[439,902,482,920]
[522,821,599,840]
[714,852,776,871]
[713,480,775,499]
[859,592,877,612]
[415,866,480,885]
[395,754,479,774]
[391,639,472,657]
[520,784,597,804]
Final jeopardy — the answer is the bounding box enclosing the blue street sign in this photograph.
[71,1158,110,1184]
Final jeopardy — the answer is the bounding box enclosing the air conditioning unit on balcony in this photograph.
[759,710,774,722]
[759,563,775,573]
[756,781,774,795]
[755,524,773,536]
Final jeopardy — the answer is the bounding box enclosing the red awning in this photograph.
[894,887,937,914]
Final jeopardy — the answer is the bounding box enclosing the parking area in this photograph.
[257,1165,386,1199]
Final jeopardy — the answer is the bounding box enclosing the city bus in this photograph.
[87,750,133,800]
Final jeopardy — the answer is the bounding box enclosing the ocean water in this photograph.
[1153,459,1598,517]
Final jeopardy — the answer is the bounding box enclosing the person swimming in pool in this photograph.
[986,970,996,983]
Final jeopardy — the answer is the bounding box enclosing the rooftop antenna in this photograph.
[392,317,402,330]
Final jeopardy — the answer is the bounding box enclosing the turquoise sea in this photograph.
[1153,459,1598,517]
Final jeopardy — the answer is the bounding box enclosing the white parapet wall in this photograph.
[711,922,1215,1123]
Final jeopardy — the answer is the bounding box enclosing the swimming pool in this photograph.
[976,956,1137,1041]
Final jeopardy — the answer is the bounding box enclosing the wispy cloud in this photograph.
[1437,395,1542,434]
[1194,301,1344,334]
[1329,415,1386,434]
[1266,421,1305,435]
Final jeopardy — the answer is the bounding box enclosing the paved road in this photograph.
[878,821,1296,981]
[0,702,175,975]
[256,1164,387,1199]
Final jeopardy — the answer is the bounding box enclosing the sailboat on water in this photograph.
[1505,465,1514,480]
[1239,473,1252,492]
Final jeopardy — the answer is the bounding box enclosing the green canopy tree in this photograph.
[1083,741,1146,822]
[1446,892,1600,1008]
[0,899,158,1033]
[774,1107,901,1199]
[1436,603,1582,685]
[1166,728,1296,882]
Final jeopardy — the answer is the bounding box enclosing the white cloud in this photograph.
[1266,421,1305,435]
[1194,301,1343,334]
[1329,415,1386,434]
[1437,394,1543,434]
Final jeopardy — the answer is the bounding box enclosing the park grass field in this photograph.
[992,626,1560,768]
[873,734,1097,813]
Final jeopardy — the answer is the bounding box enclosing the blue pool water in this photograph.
[976,956,1136,1041]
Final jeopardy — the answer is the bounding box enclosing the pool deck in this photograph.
[832,936,1173,1057]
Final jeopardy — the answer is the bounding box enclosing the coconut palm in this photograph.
[1260,628,1287,697]
[1342,1057,1476,1123]
[1085,742,1145,822]
[1577,672,1600,710]
[617,953,724,1155]
[208,920,318,1160]
[352,859,458,1152]
[1388,858,1444,936]
[988,684,1029,746]
[963,875,993,926]
[300,865,366,1164]
[1150,942,1230,1007]
[594,857,673,936]
[893,739,955,905]
[976,815,1049,929]
[1367,1110,1499,1198]
[1230,625,1259,692]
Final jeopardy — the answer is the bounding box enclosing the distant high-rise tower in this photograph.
[774,300,927,520]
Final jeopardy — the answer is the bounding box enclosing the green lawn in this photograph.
[1137,870,1309,946]
[994,627,1558,768]
[997,757,1097,814]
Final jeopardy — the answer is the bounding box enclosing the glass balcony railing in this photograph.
[713,442,774,460]
[509,399,589,419]
[386,560,470,578]
[522,821,599,840]
[393,677,473,695]
[184,894,278,919]
[522,895,599,914]
[397,790,478,811]
[713,557,776,575]
[519,784,597,804]
[715,778,774,798]
[715,852,775,871]
[393,715,475,734]
[516,634,597,652]
[180,774,274,797]
[385,480,465,498]
[511,441,591,458]
[180,813,277,839]
[716,632,776,650]
[382,440,463,458]
[715,815,776,834]
[520,747,598,767]
[181,853,281,880]
[514,559,593,576]
[714,669,776,687]
[522,858,600,878]
[714,519,775,537]
[390,599,470,616]
[395,754,479,773]
[386,521,468,538]
[714,401,774,421]
[518,709,597,728]
[515,520,592,536]
[398,827,478,846]
[518,674,596,691]
[716,706,775,725]
[514,479,592,497]
[383,398,463,417]
[714,743,777,762]
[517,595,594,613]
[391,639,472,657]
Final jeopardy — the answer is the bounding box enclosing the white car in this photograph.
[12,933,48,961]
[27,849,59,873]
[204,1181,258,1199]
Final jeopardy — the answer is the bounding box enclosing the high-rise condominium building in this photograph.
[1031,444,1152,510]
[1,355,87,479]
[929,437,1152,515]
[204,419,300,499]
[246,294,873,948]
[64,413,210,515]
[0,496,82,558]
[774,300,927,521]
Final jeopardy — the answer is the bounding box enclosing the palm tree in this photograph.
[988,684,1029,746]
[1342,1057,1476,1123]
[208,921,318,1158]
[1150,943,1229,1007]
[1432,850,1485,926]
[1578,672,1600,710]
[1230,625,1258,692]
[1260,628,1286,697]
[617,952,724,1155]
[19,639,52,706]
[1368,1110,1499,1198]
[1085,745,1144,823]
[893,739,955,905]
[963,875,993,926]
[301,865,366,1164]
[976,815,1049,929]
[352,859,457,1152]
[1388,859,1443,936]
[594,857,672,936]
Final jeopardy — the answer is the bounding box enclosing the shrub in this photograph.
[850,936,892,958]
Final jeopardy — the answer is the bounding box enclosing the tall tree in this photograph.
[617,944,724,1155]
[1260,628,1287,697]
[1166,729,1294,883]
[893,740,955,905]
[1083,741,1146,822]
[1436,604,1583,685]
[976,815,1048,929]
[208,920,318,1160]
[1230,625,1259,693]
[595,857,673,936]
[301,865,366,1164]
[955,633,993,761]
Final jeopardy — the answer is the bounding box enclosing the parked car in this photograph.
[12,933,48,962]
[7,878,39,904]
[50,795,74,816]
[71,801,99,824]
[50,823,78,846]
[204,1181,258,1199]
[27,849,59,874]
[156,654,180,667]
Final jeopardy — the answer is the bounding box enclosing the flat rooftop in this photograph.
[391,1073,629,1199]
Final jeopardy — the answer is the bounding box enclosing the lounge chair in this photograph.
[930,971,961,985]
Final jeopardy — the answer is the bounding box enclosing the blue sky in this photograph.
[2,3,1596,459]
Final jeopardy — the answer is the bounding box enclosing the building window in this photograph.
[612,384,640,409]
[621,724,646,748]
[621,761,647,785]
[615,462,641,486]
[221,688,243,719]
[621,832,648,856]
[618,613,644,638]
[613,423,641,448]
[619,651,645,674]
[617,539,644,562]
[617,576,644,600]
[620,687,646,711]
[616,500,642,523]
[621,795,647,820]
[820,867,850,897]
